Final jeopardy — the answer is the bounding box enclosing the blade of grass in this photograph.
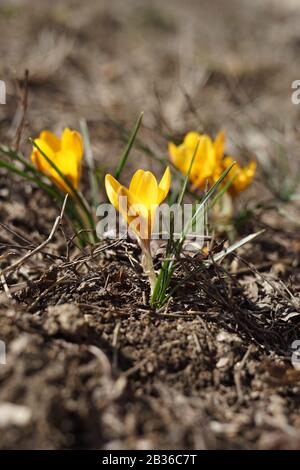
[0,145,54,183]
[0,146,91,238]
[115,112,144,180]
[209,172,237,209]
[0,158,62,201]
[163,229,264,304]
[206,229,264,264]
[79,118,100,208]
[0,157,89,243]
[102,114,201,201]
[180,161,236,245]
[150,162,236,307]
[166,140,199,255]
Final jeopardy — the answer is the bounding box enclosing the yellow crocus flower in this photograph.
[222,156,257,195]
[168,130,256,195]
[105,167,171,241]
[214,130,226,163]
[168,131,216,190]
[212,131,256,195]
[31,128,83,194]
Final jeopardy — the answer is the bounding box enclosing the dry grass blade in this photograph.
[0,195,68,277]
[13,69,29,151]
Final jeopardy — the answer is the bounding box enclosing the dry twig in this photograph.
[13,69,29,151]
[0,195,68,277]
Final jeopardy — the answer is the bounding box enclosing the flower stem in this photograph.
[138,238,157,294]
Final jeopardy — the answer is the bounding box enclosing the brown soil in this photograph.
[1,0,300,450]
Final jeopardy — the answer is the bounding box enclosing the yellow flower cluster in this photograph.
[168,131,256,196]
[30,127,255,241]
[28,125,256,295]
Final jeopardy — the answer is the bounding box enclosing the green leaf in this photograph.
[150,162,237,308]
[0,157,90,240]
[79,118,101,208]
[115,112,144,180]
[180,162,236,244]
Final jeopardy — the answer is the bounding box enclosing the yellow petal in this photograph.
[54,150,81,190]
[191,135,216,189]
[31,140,69,193]
[105,174,150,239]
[168,142,178,164]
[129,169,158,208]
[222,155,239,184]
[47,170,71,193]
[105,174,125,211]
[198,135,215,171]
[214,130,225,162]
[183,131,201,149]
[232,160,256,193]
[39,130,61,152]
[31,137,56,173]
[157,166,171,204]
[61,128,83,162]
[222,155,235,170]
[129,169,146,195]
[31,148,43,173]
[168,142,191,175]
[222,157,256,194]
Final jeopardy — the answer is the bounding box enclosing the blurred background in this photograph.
[1,0,300,180]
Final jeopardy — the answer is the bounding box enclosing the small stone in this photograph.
[0,403,32,428]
